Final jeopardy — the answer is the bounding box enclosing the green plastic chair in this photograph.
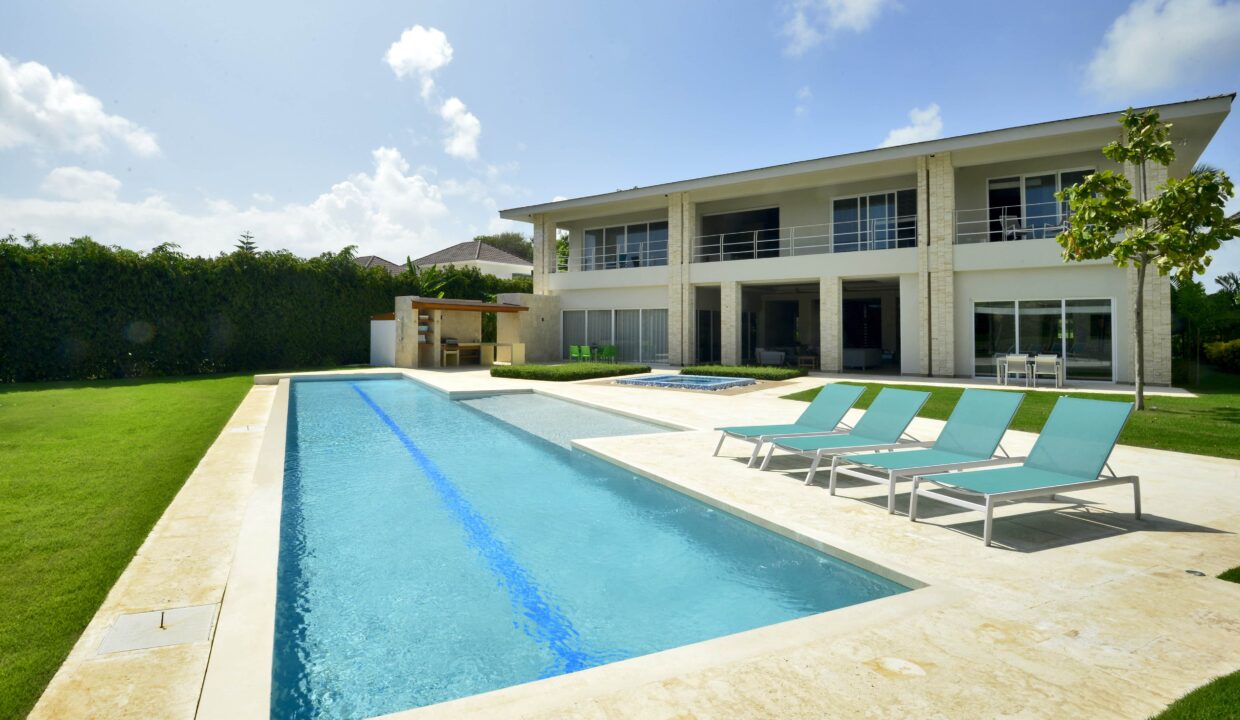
[828,388,1025,513]
[763,387,931,482]
[715,383,866,467]
[568,345,584,362]
[910,396,1138,546]
[600,345,618,363]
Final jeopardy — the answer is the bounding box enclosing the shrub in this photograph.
[0,236,532,382]
[1204,339,1240,373]
[490,362,649,381]
[681,364,806,381]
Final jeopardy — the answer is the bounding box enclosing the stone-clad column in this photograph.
[531,214,556,295]
[720,281,741,366]
[1122,160,1173,385]
[667,192,696,365]
[916,156,931,375]
[927,151,952,376]
[820,276,841,373]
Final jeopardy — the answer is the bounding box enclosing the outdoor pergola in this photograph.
[391,295,528,368]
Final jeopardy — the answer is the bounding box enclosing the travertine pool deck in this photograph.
[32,367,1240,719]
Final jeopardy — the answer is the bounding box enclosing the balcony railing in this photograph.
[691,216,917,263]
[559,246,669,272]
[955,204,1070,245]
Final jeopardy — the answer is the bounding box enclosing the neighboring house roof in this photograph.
[414,241,533,268]
[500,93,1235,220]
[355,255,405,276]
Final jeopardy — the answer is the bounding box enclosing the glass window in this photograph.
[832,197,861,252]
[974,301,1016,378]
[1018,299,1063,356]
[1024,174,1059,235]
[625,225,647,268]
[562,310,586,359]
[1065,299,1113,380]
[582,229,601,271]
[988,177,1022,241]
[587,309,612,347]
[602,227,624,269]
[868,192,894,249]
[647,221,668,266]
[641,309,668,362]
[896,189,917,247]
[614,310,641,361]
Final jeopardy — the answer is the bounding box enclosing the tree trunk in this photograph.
[1134,259,1146,411]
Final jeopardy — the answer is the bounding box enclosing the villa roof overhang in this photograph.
[499,94,1235,223]
[402,296,528,313]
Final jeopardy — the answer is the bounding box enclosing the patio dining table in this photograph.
[995,354,1064,387]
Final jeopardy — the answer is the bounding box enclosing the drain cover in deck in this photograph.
[96,604,217,655]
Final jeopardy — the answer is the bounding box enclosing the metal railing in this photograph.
[691,216,917,263]
[564,245,669,272]
[955,204,1070,245]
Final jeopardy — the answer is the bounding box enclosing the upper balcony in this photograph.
[954,203,1069,245]
[692,216,917,262]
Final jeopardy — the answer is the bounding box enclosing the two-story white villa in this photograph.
[499,95,1233,384]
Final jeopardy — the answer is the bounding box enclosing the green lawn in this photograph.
[1150,670,1240,719]
[781,368,1240,460]
[0,374,253,718]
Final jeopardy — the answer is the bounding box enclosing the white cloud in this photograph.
[782,0,891,55]
[1,147,459,260]
[252,192,274,203]
[0,55,159,156]
[40,166,122,201]
[879,104,943,148]
[385,25,484,161]
[795,85,812,117]
[1085,0,1240,97]
[384,25,453,99]
[439,97,481,160]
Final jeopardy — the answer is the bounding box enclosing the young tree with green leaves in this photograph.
[1057,108,1238,409]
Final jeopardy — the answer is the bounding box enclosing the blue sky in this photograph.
[2,0,1239,282]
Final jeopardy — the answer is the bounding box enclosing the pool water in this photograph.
[614,374,756,391]
[272,379,907,718]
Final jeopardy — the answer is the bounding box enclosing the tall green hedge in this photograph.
[0,237,531,382]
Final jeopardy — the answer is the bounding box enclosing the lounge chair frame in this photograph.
[908,462,1141,546]
[829,448,1019,514]
[714,424,853,468]
[761,435,928,479]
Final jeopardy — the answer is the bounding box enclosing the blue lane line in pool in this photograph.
[349,383,593,676]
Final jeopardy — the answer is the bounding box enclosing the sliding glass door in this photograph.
[562,308,669,362]
[974,301,1017,377]
[832,189,916,252]
[1065,299,1113,380]
[987,168,1094,241]
[973,298,1113,381]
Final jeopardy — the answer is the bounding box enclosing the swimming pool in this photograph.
[272,379,907,718]
[615,373,756,391]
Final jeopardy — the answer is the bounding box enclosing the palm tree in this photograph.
[1217,271,1240,302]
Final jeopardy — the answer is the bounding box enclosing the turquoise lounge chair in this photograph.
[827,388,1025,514]
[714,383,865,467]
[763,388,931,483]
[909,396,1139,547]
